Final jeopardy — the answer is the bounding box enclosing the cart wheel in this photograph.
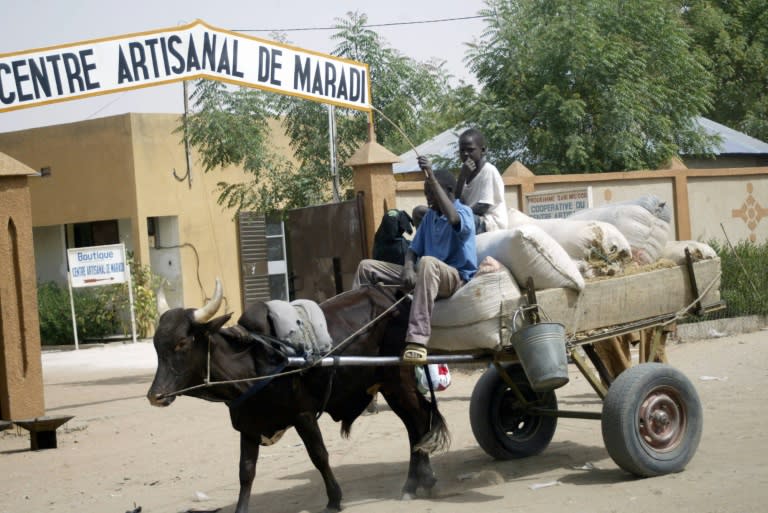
[601,363,703,477]
[469,363,557,460]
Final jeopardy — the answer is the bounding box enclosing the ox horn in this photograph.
[156,285,170,316]
[192,278,223,323]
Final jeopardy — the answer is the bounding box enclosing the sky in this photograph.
[0,0,488,133]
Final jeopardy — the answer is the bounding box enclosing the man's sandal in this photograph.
[401,343,428,365]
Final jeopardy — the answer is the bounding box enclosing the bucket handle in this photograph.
[511,304,553,331]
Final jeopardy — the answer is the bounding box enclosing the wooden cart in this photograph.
[286,255,723,478]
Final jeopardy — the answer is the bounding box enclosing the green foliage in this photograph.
[183,11,467,215]
[467,0,720,173]
[36,255,162,345]
[709,239,768,317]
[106,253,163,338]
[37,282,121,345]
[276,11,465,206]
[179,79,295,216]
[683,0,768,142]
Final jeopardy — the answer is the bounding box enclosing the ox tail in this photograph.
[414,402,451,455]
[340,420,353,439]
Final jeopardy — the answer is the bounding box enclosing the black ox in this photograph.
[147,279,448,513]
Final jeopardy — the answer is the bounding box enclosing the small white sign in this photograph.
[525,187,593,220]
[67,243,128,288]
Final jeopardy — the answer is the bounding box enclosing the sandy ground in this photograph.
[2,330,768,513]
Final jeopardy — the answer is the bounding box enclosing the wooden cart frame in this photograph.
[285,253,723,477]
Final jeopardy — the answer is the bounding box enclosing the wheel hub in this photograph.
[638,386,685,451]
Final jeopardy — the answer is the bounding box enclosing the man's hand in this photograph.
[401,250,417,290]
[417,155,434,179]
[401,265,416,290]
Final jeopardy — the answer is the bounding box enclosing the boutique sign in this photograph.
[67,243,128,288]
[0,19,371,113]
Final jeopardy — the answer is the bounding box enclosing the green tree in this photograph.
[182,12,464,215]
[277,11,463,204]
[467,0,720,174]
[180,79,294,215]
[683,0,768,142]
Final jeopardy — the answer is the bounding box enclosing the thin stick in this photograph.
[371,105,428,178]
[720,223,760,295]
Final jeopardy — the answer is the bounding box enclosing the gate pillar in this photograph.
[346,125,400,256]
[0,153,45,421]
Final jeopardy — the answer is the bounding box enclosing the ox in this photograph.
[147,279,448,513]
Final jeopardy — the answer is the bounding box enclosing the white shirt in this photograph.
[460,161,508,231]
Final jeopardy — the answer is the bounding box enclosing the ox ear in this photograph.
[206,312,233,334]
[399,210,414,235]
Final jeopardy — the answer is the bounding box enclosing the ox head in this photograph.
[147,278,232,406]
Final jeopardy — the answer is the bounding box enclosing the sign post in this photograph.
[66,243,136,348]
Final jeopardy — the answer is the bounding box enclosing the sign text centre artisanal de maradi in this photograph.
[0,19,371,113]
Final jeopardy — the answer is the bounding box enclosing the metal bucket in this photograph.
[510,321,569,392]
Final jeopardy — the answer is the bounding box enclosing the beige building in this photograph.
[393,122,768,245]
[0,113,293,321]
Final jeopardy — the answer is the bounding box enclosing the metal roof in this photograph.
[393,127,464,174]
[695,116,768,155]
[394,117,768,174]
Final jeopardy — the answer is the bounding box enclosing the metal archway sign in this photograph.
[0,19,371,113]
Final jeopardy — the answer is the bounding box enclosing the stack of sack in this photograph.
[507,209,632,278]
[429,194,718,353]
[567,195,672,265]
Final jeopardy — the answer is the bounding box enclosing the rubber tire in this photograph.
[601,363,703,477]
[469,363,558,460]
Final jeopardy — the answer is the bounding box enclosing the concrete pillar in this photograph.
[345,125,401,256]
[0,153,45,421]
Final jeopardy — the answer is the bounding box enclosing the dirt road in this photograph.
[2,330,767,513]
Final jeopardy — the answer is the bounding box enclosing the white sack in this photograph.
[507,208,630,266]
[531,219,631,262]
[431,266,522,327]
[568,203,672,264]
[661,240,718,265]
[430,266,523,352]
[507,208,535,227]
[622,194,672,223]
[476,226,585,291]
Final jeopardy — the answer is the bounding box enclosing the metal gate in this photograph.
[286,196,367,302]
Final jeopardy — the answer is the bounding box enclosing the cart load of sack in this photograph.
[429,194,722,353]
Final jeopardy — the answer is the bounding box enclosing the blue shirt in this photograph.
[410,199,478,282]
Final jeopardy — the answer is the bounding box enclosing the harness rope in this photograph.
[159,291,410,400]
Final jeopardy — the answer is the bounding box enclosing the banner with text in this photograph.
[0,19,371,113]
[67,243,128,288]
[525,187,593,220]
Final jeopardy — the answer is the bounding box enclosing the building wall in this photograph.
[32,225,66,285]
[0,113,294,320]
[395,166,768,244]
[0,174,44,420]
[0,116,137,226]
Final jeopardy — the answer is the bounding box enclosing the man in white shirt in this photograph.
[455,128,508,233]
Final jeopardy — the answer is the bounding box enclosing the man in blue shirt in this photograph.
[353,156,477,364]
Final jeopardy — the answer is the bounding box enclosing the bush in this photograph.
[36,254,164,345]
[37,282,121,345]
[106,254,163,338]
[710,239,768,318]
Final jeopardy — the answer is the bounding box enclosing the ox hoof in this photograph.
[319,507,341,513]
[401,492,416,501]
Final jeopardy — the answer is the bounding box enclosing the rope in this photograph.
[662,271,722,327]
[159,292,410,399]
